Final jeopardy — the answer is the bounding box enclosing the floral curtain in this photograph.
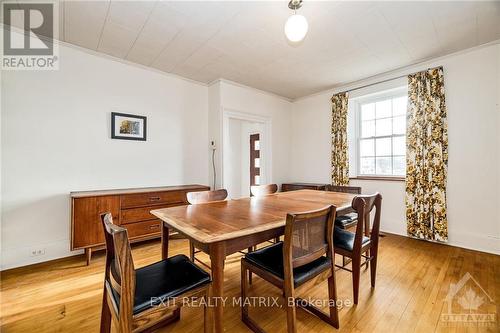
[331,92,349,186]
[406,66,448,242]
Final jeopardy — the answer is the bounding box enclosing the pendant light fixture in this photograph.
[284,0,308,43]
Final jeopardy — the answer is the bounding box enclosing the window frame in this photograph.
[352,88,407,180]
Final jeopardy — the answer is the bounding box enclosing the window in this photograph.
[355,90,407,178]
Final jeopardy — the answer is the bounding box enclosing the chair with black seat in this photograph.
[250,184,280,244]
[241,205,339,333]
[333,193,382,305]
[325,185,362,230]
[99,213,211,333]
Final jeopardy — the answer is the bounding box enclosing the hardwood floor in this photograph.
[1,234,498,332]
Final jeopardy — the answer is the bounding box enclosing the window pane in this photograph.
[376,118,391,136]
[376,157,392,175]
[254,140,260,150]
[393,116,406,134]
[360,139,374,157]
[361,103,375,120]
[254,175,260,185]
[393,136,406,155]
[376,100,391,118]
[360,157,375,174]
[376,137,391,156]
[361,120,375,138]
[393,96,407,116]
[393,156,406,175]
[254,158,260,168]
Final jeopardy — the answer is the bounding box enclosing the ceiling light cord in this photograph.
[212,148,217,190]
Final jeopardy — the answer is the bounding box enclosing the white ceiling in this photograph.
[10,1,500,99]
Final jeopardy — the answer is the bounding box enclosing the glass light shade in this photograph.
[284,14,308,42]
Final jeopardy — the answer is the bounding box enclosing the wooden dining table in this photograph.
[151,189,356,333]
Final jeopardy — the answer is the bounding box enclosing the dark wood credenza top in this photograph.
[282,182,328,187]
[71,184,209,198]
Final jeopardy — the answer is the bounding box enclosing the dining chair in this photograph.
[333,193,382,304]
[186,189,255,268]
[99,213,211,333]
[250,183,278,197]
[241,205,339,333]
[325,185,362,230]
[188,189,228,266]
[250,184,280,244]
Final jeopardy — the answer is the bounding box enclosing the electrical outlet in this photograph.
[210,140,216,150]
[30,248,46,257]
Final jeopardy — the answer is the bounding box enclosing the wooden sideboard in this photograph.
[71,184,209,264]
[281,182,328,192]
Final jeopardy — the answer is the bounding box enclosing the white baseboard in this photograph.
[380,228,500,255]
[1,239,83,271]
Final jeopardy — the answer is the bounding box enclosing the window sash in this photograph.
[355,92,407,177]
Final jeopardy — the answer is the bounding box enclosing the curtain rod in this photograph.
[335,65,443,96]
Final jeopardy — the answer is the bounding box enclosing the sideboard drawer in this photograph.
[121,191,186,208]
[121,204,175,224]
[125,220,161,238]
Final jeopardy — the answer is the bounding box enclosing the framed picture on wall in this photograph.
[111,112,147,141]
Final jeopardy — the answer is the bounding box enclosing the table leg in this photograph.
[209,242,226,333]
[161,222,169,260]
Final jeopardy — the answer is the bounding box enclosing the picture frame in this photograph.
[111,112,147,141]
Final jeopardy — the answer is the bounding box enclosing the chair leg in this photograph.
[327,275,340,328]
[241,263,249,319]
[189,241,195,262]
[247,247,253,285]
[203,295,211,333]
[274,237,280,243]
[352,255,361,305]
[370,246,378,287]
[100,292,112,333]
[284,284,297,333]
[364,250,370,270]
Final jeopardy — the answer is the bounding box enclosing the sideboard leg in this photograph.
[85,248,92,266]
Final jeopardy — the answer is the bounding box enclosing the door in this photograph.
[249,133,260,194]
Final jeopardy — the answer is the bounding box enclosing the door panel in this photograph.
[250,133,260,193]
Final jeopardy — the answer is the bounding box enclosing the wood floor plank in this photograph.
[0,235,498,333]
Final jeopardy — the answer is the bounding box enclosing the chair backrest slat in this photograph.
[250,184,278,197]
[283,206,336,269]
[186,189,228,204]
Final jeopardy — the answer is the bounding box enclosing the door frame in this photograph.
[221,108,272,196]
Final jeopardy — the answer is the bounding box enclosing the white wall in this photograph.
[208,82,221,190]
[1,43,209,269]
[217,80,293,189]
[291,43,500,255]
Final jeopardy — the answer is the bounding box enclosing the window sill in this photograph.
[350,176,405,182]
